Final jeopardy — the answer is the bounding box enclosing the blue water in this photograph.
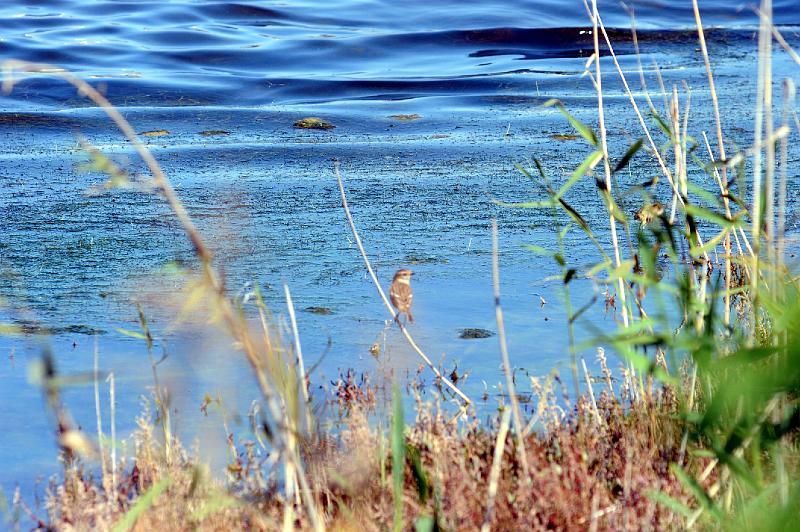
[1,0,800,512]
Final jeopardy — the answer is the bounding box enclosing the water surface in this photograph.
[1,0,800,501]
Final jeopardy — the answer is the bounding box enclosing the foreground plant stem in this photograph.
[334,160,472,407]
[692,0,732,326]
[491,220,530,476]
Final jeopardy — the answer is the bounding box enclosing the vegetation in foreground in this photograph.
[34,373,697,531]
[2,0,800,530]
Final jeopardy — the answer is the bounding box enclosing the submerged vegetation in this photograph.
[2,0,800,530]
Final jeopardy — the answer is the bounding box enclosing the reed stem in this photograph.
[491,219,530,476]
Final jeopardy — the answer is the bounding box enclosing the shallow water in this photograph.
[1,0,800,501]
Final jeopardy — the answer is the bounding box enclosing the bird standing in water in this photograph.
[389,268,414,324]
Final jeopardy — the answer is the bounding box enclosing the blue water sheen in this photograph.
[0,1,797,108]
[1,0,800,515]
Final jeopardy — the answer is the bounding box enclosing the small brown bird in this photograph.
[389,268,414,324]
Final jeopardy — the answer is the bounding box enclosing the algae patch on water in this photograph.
[139,129,170,137]
[304,306,333,315]
[293,117,335,130]
[459,328,494,339]
[388,114,421,120]
[550,133,579,141]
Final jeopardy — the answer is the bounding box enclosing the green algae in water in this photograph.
[139,129,170,137]
[304,306,333,315]
[293,117,335,130]
[458,328,494,339]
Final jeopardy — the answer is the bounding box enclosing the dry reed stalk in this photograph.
[759,9,800,65]
[596,347,614,396]
[653,59,670,116]
[763,0,776,293]
[669,85,709,331]
[106,371,117,496]
[282,287,304,527]
[750,0,772,330]
[283,439,297,532]
[226,313,324,532]
[678,365,698,467]
[778,80,794,271]
[588,0,652,402]
[668,87,682,225]
[700,132,751,279]
[491,220,530,476]
[334,160,471,406]
[480,407,512,532]
[623,4,658,114]
[589,0,630,333]
[93,337,106,488]
[592,7,714,269]
[581,358,602,427]
[137,304,172,463]
[692,0,733,325]
[284,284,312,432]
[521,411,541,439]
[587,5,682,206]
[680,83,692,225]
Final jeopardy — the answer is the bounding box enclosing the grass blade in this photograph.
[613,138,644,174]
[113,477,171,532]
[544,99,599,146]
[392,384,405,532]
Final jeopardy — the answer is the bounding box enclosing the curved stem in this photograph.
[334,160,471,406]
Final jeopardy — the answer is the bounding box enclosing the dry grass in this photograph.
[20,372,709,531]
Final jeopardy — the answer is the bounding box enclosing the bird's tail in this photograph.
[407,311,414,324]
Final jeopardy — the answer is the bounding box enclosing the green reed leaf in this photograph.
[392,384,405,532]
[651,112,672,137]
[543,99,598,146]
[670,464,723,522]
[645,490,693,519]
[684,204,741,229]
[690,228,729,259]
[115,327,147,341]
[556,149,603,199]
[613,138,643,174]
[113,476,171,532]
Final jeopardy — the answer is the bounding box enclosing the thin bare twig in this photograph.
[480,407,512,532]
[491,220,530,476]
[285,284,312,433]
[93,337,106,489]
[334,160,471,406]
[692,0,733,325]
[106,371,117,495]
[581,358,603,427]
[756,7,800,66]
[589,0,631,332]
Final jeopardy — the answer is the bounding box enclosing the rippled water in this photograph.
[1,0,799,499]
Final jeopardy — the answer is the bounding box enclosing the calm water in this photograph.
[1,0,799,503]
